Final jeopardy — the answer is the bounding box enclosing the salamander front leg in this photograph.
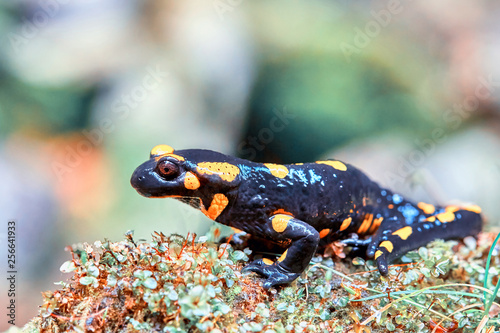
[242,214,320,289]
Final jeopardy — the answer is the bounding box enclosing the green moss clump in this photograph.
[22,229,500,332]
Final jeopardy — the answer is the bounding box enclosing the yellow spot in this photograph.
[319,229,330,238]
[262,258,274,265]
[465,205,481,214]
[392,226,413,240]
[264,163,289,178]
[155,153,185,162]
[294,163,304,165]
[316,160,347,171]
[445,205,461,213]
[197,162,240,182]
[357,214,373,234]
[436,211,455,223]
[426,216,436,222]
[272,214,291,233]
[272,208,294,217]
[150,144,174,156]
[374,250,383,260]
[278,249,288,262]
[379,241,393,253]
[369,217,384,233]
[340,217,352,231]
[204,193,229,220]
[417,202,435,215]
[231,227,242,233]
[184,172,200,190]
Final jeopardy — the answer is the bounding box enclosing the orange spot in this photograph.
[445,205,461,213]
[417,202,435,215]
[272,215,291,233]
[379,241,393,253]
[388,204,394,209]
[392,226,412,240]
[197,162,240,182]
[374,250,383,260]
[316,160,347,171]
[204,193,229,220]
[231,227,242,233]
[272,209,294,217]
[369,217,384,233]
[426,216,436,222]
[357,214,373,234]
[294,163,304,165]
[319,229,330,238]
[150,144,174,156]
[436,211,455,223]
[340,217,352,231]
[362,197,368,206]
[184,172,200,190]
[465,205,481,214]
[262,258,274,265]
[264,163,289,178]
[278,249,288,262]
[155,153,185,162]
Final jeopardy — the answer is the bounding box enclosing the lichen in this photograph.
[21,228,500,332]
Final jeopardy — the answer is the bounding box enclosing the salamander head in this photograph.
[130,145,199,198]
[131,144,241,198]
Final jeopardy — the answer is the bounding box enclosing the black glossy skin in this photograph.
[131,146,483,288]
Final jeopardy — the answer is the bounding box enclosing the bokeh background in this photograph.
[1,0,500,327]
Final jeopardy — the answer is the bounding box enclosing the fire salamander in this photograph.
[131,144,483,288]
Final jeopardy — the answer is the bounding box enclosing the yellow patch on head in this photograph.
[262,258,274,265]
[392,226,413,240]
[379,241,393,253]
[374,250,383,260]
[155,153,185,162]
[150,144,174,157]
[204,193,229,220]
[417,202,435,215]
[316,160,347,171]
[319,229,330,238]
[278,249,288,262]
[197,162,240,182]
[184,172,200,190]
[465,205,481,214]
[436,211,455,223]
[340,217,352,231]
[264,163,289,178]
[272,214,291,233]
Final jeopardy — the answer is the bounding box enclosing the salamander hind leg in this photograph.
[242,214,320,289]
[367,206,482,276]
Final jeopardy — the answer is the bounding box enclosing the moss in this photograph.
[21,229,500,332]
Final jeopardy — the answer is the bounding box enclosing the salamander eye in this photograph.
[156,160,180,180]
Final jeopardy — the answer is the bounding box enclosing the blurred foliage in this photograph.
[0,70,93,137]
[243,54,436,163]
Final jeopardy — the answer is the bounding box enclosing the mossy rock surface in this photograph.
[21,228,500,332]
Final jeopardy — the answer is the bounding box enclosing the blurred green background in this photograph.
[1,0,500,327]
